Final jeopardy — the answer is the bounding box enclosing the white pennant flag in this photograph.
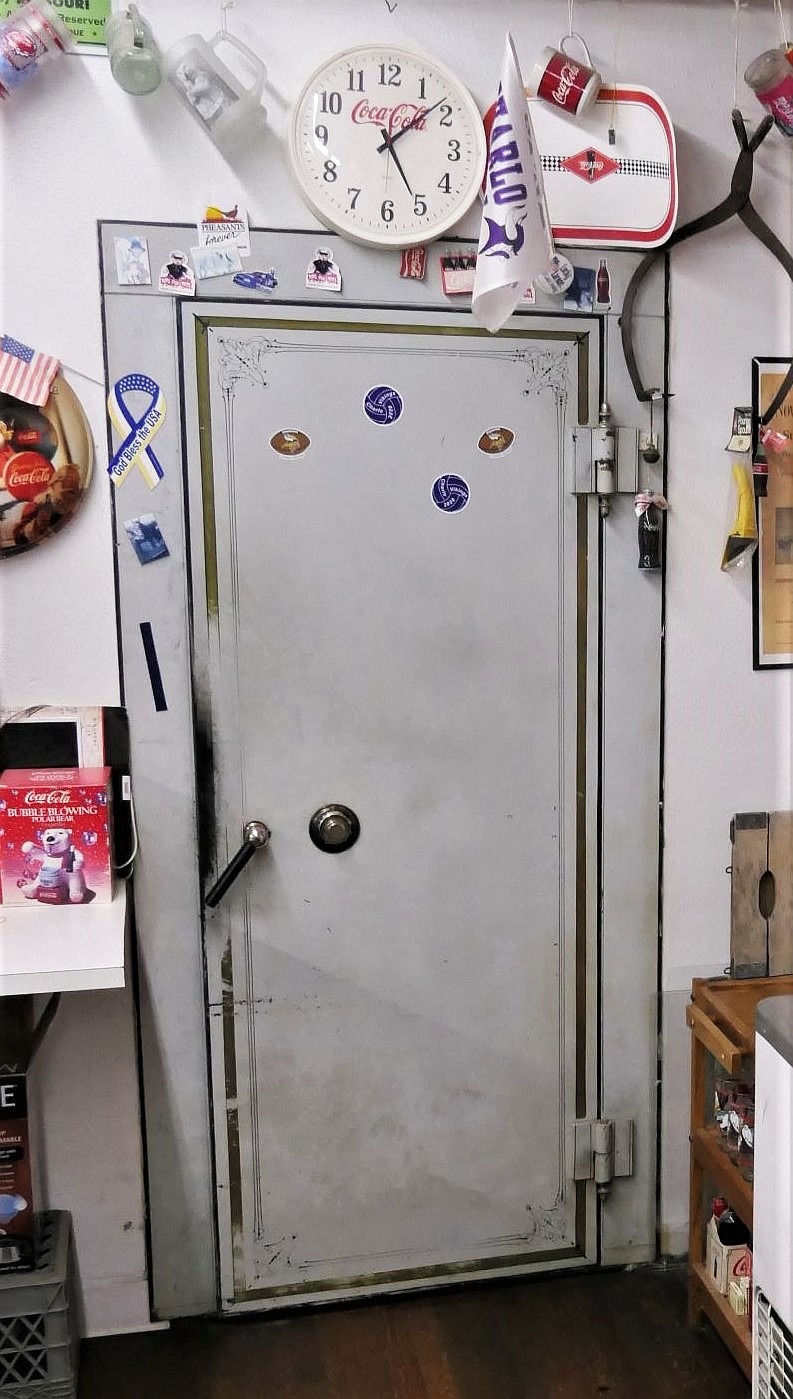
[472,34,558,334]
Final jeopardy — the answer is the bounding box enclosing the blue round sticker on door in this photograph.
[364,385,403,425]
[432,475,470,513]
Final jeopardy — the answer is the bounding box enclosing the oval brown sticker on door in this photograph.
[477,427,514,456]
[270,429,311,457]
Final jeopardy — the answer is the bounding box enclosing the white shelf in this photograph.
[0,885,127,995]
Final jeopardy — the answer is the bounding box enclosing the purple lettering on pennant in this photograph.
[493,185,528,206]
[489,141,521,167]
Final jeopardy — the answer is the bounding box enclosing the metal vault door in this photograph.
[102,224,664,1318]
[181,302,601,1309]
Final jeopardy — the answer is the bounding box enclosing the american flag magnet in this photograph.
[0,336,60,408]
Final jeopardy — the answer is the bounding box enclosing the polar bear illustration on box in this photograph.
[21,828,88,905]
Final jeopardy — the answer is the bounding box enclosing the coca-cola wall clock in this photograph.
[0,377,93,559]
[288,44,487,247]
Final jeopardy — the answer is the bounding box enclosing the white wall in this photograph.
[659,17,793,1251]
[1,0,791,1327]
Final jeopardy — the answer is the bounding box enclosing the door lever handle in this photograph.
[205,820,270,908]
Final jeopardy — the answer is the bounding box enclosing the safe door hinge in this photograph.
[572,403,639,515]
[573,1118,634,1199]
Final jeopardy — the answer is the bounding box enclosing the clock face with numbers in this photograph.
[288,44,487,248]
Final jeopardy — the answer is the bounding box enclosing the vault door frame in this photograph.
[183,306,598,1310]
[100,221,666,1318]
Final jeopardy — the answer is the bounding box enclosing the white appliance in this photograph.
[753,995,793,1398]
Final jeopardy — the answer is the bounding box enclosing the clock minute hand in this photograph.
[378,127,413,195]
[376,96,447,153]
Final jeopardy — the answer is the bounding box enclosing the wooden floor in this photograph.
[79,1265,749,1399]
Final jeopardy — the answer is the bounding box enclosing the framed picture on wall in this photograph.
[751,357,793,670]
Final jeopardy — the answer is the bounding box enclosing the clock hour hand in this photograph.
[378,127,413,195]
[376,96,447,152]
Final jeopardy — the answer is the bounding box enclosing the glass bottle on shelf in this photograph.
[716,1207,751,1246]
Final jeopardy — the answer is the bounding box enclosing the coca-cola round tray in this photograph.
[0,376,93,560]
[528,84,677,247]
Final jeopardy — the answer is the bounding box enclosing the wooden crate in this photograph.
[730,812,793,977]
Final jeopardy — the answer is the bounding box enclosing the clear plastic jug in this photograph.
[106,4,161,96]
[164,31,267,154]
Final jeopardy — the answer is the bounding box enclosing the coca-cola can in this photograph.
[0,0,72,100]
[745,49,793,136]
[528,34,600,118]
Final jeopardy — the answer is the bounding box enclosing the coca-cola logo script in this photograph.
[562,148,620,184]
[351,100,428,136]
[538,49,594,114]
[24,790,71,804]
[3,452,54,501]
[552,61,581,105]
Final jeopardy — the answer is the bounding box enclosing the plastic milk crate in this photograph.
[0,1214,79,1398]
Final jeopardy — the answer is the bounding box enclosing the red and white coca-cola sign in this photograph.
[3,451,54,501]
[24,790,71,804]
[351,99,427,136]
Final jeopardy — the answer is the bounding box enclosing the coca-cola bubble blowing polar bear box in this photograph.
[0,767,114,906]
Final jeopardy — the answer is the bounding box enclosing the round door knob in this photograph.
[319,812,351,844]
[309,804,361,853]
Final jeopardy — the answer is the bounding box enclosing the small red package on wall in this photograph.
[0,767,114,906]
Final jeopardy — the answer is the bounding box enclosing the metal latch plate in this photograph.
[572,427,639,496]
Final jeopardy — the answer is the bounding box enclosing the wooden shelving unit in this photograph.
[690,1125,753,1225]
[687,974,793,1380]
[689,1259,752,1368]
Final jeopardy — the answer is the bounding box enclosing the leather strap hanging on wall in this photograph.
[621,110,793,426]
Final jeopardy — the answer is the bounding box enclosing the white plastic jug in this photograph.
[165,31,267,153]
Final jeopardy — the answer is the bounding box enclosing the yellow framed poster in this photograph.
[753,357,793,669]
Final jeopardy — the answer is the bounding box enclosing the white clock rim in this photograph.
[287,43,487,250]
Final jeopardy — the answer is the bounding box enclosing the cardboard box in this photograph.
[0,767,114,906]
[0,1073,34,1272]
[706,1214,752,1295]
